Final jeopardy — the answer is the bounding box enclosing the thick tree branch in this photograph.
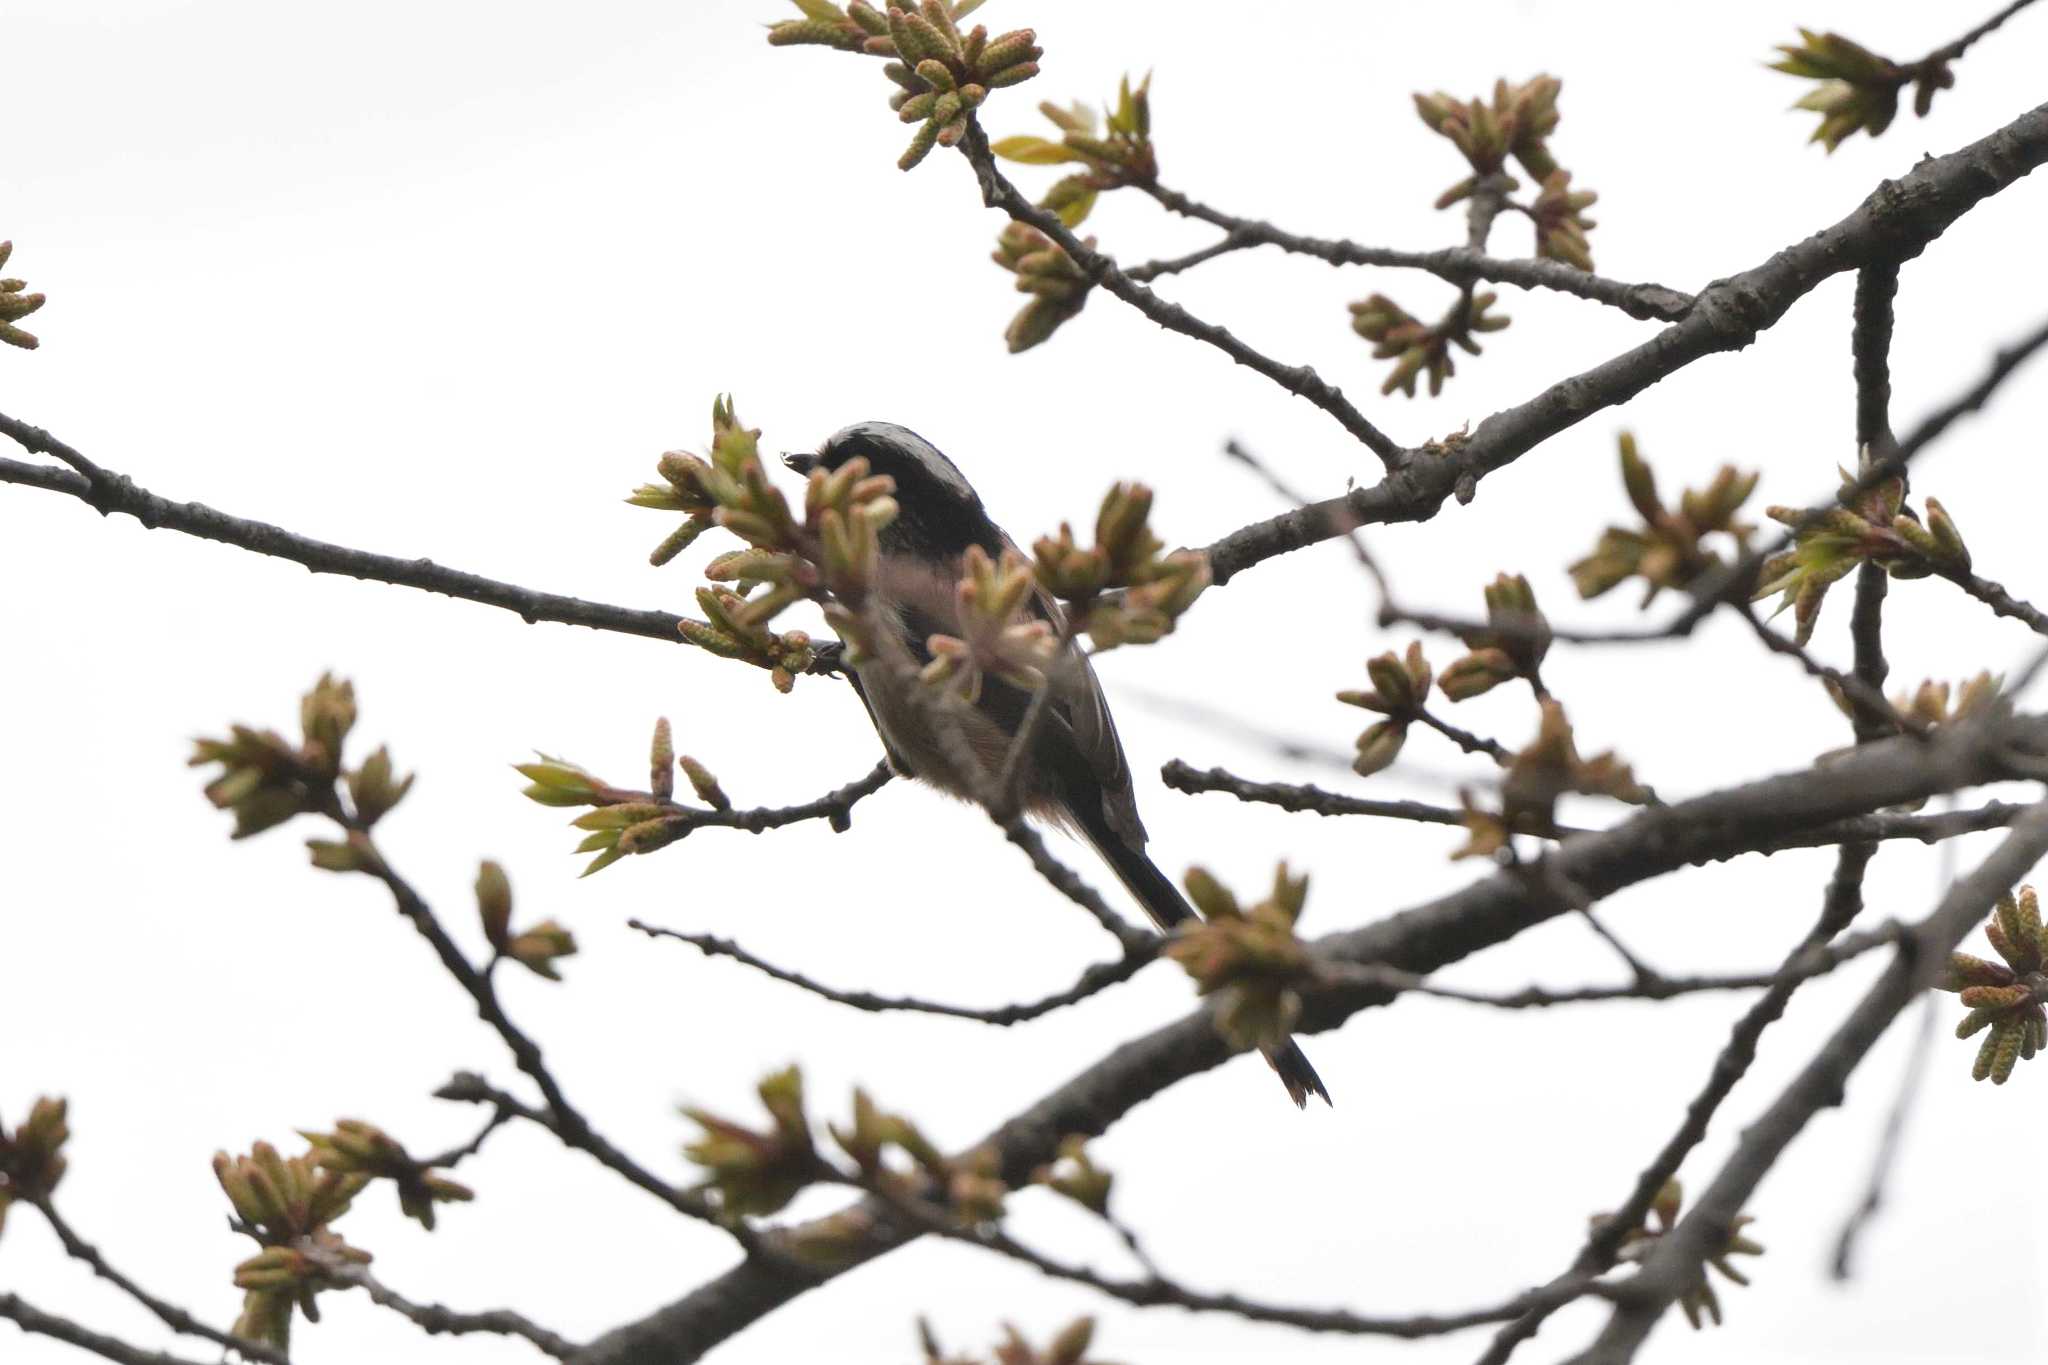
[1197,103,2048,586]
[568,713,2046,1365]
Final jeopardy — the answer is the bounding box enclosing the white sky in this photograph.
[4,2,2045,1363]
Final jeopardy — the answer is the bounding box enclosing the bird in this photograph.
[785,421,1330,1108]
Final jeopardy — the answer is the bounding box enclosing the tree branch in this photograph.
[1567,800,2048,1363]
[24,1196,283,1365]
[627,919,1157,1024]
[956,121,1407,468]
[1136,180,1695,322]
[1197,103,2048,586]
[567,712,2046,1365]
[0,1293,217,1365]
[345,1269,578,1359]
[1473,839,1881,1364]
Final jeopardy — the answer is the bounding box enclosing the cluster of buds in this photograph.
[191,675,412,845]
[1031,1135,1112,1217]
[1031,482,1210,649]
[922,545,1058,702]
[214,1141,373,1349]
[919,1318,1106,1365]
[1456,701,1648,860]
[515,717,739,877]
[682,1065,824,1217]
[1163,864,1315,1055]
[1754,464,1970,646]
[992,74,1158,228]
[1770,29,1951,152]
[0,242,45,349]
[1348,291,1510,398]
[1414,77,1561,196]
[300,1120,474,1231]
[833,1091,1007,1225]
[635,396,901,690]
[1596,1179,1763,1329]
[1939,885,2048,1085]
[991,221,1093,353]
[1529,170,1598,271]
[1887,672,2002,732]
[473,857,577,978]
[683,1068,1008,1226]
[1440,573,1552,702]
[1570,435,1758,607]
[1336,641,1432,777]
[0,1097,70,1237]
[767,1,1041,170]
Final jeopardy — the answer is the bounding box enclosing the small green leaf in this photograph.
[990,134,1081,165]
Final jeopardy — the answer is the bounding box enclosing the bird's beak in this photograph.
[782,451,818,475]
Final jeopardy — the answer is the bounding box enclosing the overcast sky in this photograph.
[4,2,2046,1363]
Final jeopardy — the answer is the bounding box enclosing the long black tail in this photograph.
[1072,804,1331,1109]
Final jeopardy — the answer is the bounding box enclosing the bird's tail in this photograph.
[1074,806,1331,1109]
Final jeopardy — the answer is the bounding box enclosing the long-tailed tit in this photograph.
[786,422,1330,1107]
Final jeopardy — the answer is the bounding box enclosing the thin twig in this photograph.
[1317,925,1894,1010]
[1925,0,2042,64]
[1136,180,1696,322]
[1124,231,1256,283]
[870,1180,1614,1339]
[327,805,763,1248]
[1415,708,1513,764]
[345,1269,578,1358]
[1829,990,1939,1279]
[628,919,1157,1024]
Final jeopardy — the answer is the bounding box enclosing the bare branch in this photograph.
[1925,0,2043,65]
[628,919,1156,1024]
[27,1196,282,1365]
[1163,760,2033,852]
[1829,990,1939,1279]
[0,441,694,647]
[334,816,755,1244]
[1124,231,1257,283]
[874,1181,1615,1340]
[1568,801,2048,1363]
[345,1268,578,1359]
[1318,924,1896,1010]
[0,1293,218,1365]
[1137,180,1696,322]
[1473,840,1882,1364]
